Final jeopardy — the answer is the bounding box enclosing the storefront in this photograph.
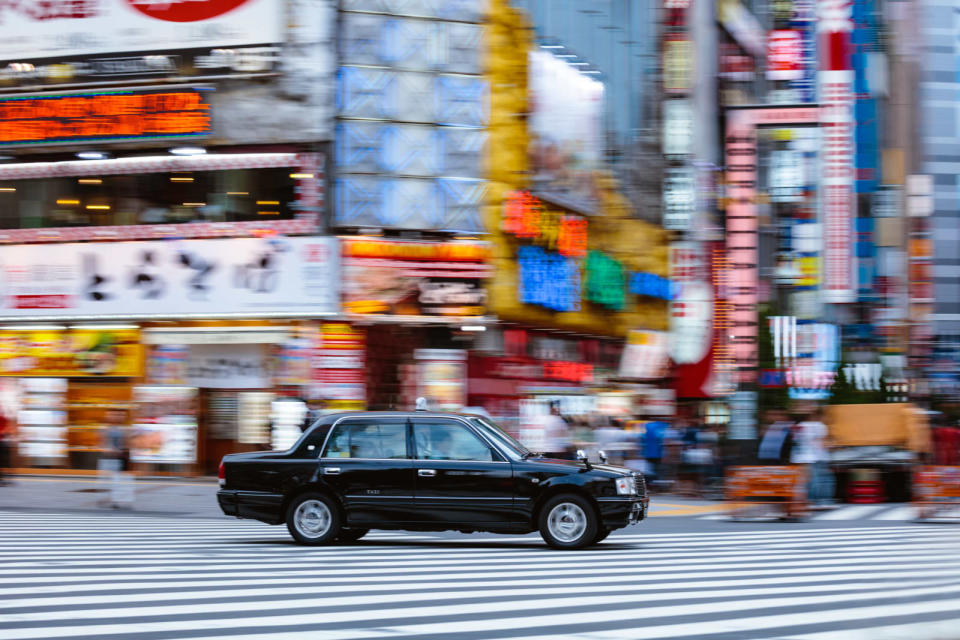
[338,236,493,412]
[0,234,339,475]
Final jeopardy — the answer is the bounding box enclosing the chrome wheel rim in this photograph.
[547,502,587,543]
[294,499,332,539]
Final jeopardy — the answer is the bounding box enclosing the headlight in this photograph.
[615,476,636,495]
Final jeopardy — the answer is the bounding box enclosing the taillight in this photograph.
[218,461,225,487]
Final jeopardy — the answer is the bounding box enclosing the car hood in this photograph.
[523,456,634,476]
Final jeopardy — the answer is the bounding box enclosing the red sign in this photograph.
[818,0,855,303]
[126,0,252,22]
[767,30,803,80]
[503,190,587,258]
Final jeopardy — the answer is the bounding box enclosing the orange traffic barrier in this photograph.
[724,465,809,520]
[913,466,960,520]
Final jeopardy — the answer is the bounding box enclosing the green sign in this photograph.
[584,251,625,310]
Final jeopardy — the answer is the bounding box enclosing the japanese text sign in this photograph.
[0,236,339,320]
[517,246,581,312]
[767,30,804,80]
[503,190,588,258]
[0,89,211,146]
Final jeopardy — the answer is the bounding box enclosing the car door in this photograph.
[411,417,516,525]
[319,417,415,525]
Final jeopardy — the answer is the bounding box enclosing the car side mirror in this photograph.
[576,449,592,470]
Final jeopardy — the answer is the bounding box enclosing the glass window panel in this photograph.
[413,420,494,461]
[323,420,408,459]
[0,167,297,229]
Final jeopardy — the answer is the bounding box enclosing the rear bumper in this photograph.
[217,490,285,524]
[597,496,648,529]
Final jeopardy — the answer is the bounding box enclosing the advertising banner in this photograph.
[315,322,366,409]
[819,0,855,303]
[767,30,804,80]
[0,328,142,377]
[130,386,198,464]
[528,50,604,214]
[0,0,282,62]
[186,343,271,389]
[342,238,489,316]
[619,330,670,380]
[0,236,339,320]
[415,349,466,411]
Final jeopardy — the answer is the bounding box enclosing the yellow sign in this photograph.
[0,329,143,377]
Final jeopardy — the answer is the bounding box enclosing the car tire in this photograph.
[592,528,611,545]
[336,528,369,544]
[286,492,341,546]
[539,494,599,550]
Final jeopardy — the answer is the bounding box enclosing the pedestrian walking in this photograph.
[757,409,795,464]
[791,406,834,507]
[540,401,571,459]
[101,409,134,509]
[0,409,14,486]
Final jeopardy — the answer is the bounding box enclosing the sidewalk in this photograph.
[0,474,728,519]
[0,474,225,519]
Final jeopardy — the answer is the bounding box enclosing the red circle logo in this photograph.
[126,0,252,22]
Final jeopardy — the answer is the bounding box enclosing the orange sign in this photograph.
[343,238,490,262]
[503,190,588,258]
[0,89,211,145]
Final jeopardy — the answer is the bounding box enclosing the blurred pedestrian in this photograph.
[791,406,834,506]
[757,409,795,464]
[105,410,130,472]
[0,409,13,486]
[541,401,571,459]
[102,409,134,509]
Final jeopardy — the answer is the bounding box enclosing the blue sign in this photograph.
[517,246,581,312]
[629,272,674,300]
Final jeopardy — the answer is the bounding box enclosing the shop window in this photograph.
[323,420,407,459]
[0,167,297,230]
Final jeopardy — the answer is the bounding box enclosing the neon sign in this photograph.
[0,89,212,146]
[503,190,587,258]
[517,245,581,312]
[629,272,674,300]
[584,251,625,310]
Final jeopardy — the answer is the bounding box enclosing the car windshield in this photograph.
[468,417,531,459]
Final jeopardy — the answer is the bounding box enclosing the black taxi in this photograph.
[217,411,648,549]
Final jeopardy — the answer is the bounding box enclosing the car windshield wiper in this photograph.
[521,451,540,460]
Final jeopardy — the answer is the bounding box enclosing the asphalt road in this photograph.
[1,507,959,640]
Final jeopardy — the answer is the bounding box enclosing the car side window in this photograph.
[323,420,408,459]
[413,420,495,462]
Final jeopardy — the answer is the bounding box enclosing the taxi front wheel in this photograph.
[539,494,599,550]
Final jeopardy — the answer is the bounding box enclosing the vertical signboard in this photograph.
[724,110,759,382]
[818,0,856,303]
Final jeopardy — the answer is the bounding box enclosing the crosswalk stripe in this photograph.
[812,505,891,520]
[872,505,918,521]
[1,510,959,640]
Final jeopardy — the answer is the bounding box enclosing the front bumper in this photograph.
[597,495,648,529]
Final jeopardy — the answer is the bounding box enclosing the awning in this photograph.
[142,326,291,345]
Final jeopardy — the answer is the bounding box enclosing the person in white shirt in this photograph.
[791,407,834,506]
[540,402,571,459]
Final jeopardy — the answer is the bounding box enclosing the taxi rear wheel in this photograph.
[286,493,341,545]
[539,494,598,550]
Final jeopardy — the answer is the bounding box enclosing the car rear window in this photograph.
[323,420,408,459]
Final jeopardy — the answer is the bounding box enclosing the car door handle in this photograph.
[323,467,341,475]
[418,469,437,477]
